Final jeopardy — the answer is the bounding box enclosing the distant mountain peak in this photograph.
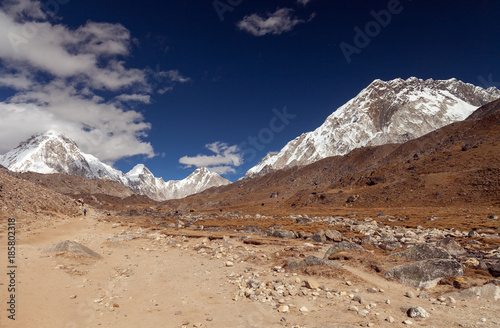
[245,77,500,178]
[0,131,231,201]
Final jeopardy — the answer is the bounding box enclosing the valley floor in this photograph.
[0,210,499,328]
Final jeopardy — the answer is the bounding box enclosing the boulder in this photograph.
[441,284,500,301]
[287,255,342,271]
[311,230,327,243]
[44,240,102,259]
[487,261,500,277]
[384,259,463,288]
[324,229,342,242]
[272,230,296,239]
[390,243,451,261]
[240,225,266,235]
[324,241,365,259]
[436,237,466,257]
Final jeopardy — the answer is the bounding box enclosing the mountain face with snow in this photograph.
[0,131,231,201]
[245,77,500,178]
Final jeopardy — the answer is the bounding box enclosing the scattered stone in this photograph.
[403,320,413,325]
[299,306,309,313]
[407,306,430,318]
[405,291,415,298]
[69,295,77,299]
[386,316,395,323]
[225,261,234,267]
[352,295,363,304]
[384,259,463,288]
[278,305,290,313]
[418,291,430,299]
[348,305,359,312]
[305,278,320,289]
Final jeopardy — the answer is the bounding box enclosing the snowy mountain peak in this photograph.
[245,77,500,178]
[0,131,232,201]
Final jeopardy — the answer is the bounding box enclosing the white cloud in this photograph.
[115,94,151,103]
[1,0,46,21]
[296,0,311,6]
[237,8,313,37]
[208,165,236,175]
[0,0,190,163]
[179,142,243,174]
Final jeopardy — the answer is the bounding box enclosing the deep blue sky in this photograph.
[0,0,498,181]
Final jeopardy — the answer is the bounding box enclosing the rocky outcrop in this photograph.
[390,244,452,261]
[384,259,463,288]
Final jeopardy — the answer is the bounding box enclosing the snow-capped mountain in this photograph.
[0,131,231,201]
[245,77,500,178]
[125,165,230,201]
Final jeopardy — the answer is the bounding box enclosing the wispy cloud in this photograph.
[179,141,243,174]
[296,0,311,6]
[237,8,314,37]
[0,0,190,163]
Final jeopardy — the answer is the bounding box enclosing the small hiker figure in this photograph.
[83,208,87,216]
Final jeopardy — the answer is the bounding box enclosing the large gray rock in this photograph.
[44,240,102,259]
[272,230,296,239]
[311,230,327,243]
[287,255,342,271]
[384,259,463,288]
[324,241,365,259]
[436,237,466,257]
[441,284,500,301]
[390,243,451,261]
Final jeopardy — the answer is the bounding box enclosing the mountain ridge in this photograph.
[0,131,231,201]
[245,77,500,178]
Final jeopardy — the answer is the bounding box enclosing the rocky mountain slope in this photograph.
[246,77,500,178]
[0,131,231,201]
[161,98,500,223]
[0,166,80,222]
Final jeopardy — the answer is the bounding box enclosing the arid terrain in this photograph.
[0,100,499,328]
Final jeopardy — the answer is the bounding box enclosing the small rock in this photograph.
[278,305,289,313]
[69,295,77,299]
[405,291,415,298]
[353,295,363,304]
[299,306,309,313]
[403,320,413,325]
[348,305,359,312]
[225,261,234,267]
[386,316,395,323]
[206,316,213,321]
[407,306,430,318]
[305,278,320,289]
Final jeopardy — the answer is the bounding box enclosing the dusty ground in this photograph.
[1,209,499,328]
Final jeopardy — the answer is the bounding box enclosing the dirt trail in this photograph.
[1,212,499,328]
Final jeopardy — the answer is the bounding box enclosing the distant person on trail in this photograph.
[83,208,87,216]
